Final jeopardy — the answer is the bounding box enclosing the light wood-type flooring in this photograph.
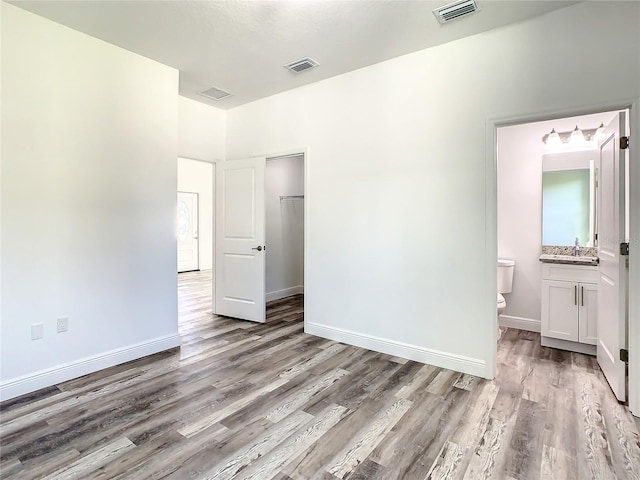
[1,270,639,479]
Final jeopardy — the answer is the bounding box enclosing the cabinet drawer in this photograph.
[542,263,598,283]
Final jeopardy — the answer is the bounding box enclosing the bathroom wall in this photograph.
[497,111,618,331]
[265,155,305,300]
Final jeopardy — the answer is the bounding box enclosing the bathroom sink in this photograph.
[539,254,598,266]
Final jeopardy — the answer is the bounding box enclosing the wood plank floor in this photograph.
[1,270,639,479]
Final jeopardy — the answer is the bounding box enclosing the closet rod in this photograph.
[279,195,305,200]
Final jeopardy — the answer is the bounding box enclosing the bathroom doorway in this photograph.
[494,107,635,410]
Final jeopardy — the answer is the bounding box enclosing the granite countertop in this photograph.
[539,254,599,266]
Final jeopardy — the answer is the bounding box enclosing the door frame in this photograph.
[486,99,640,416]
[214,148,309,324]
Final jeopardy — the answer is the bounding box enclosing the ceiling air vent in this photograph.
[199,86,232,101]
[433,0,479,24]
[284,57,319,73]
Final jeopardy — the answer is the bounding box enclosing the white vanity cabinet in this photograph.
[541,263,598,354]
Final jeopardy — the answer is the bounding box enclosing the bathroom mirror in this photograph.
[542,150,597,247]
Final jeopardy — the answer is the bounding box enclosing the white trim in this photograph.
[266,285,304,302]
[484,117,498,379]
[177,155,221,164]
[264,147,310,161]
[499,315,541,333]
[629,99,640,417]
[305,322,486,377]
[212,162,217,314]
[0,334,181,402]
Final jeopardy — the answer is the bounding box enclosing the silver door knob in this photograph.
[252,246,263,251]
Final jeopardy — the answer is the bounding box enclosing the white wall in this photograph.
[0,4,180,400]
[497,111,617,332]
[176,93,225,274]
[265,155,304,301]
[177,158,214,270]
[178,96,225,162]
[226,1,640,377]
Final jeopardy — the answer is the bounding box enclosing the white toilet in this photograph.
[497,259,515,335]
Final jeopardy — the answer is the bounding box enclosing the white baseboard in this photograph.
[305,322,487,378]
[266,285,304,302]
[499,315,541,333]
[0,334,181,402]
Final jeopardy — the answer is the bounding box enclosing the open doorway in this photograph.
[177,157,215,330]
[177,157,214,273]
[495,108,632,404]
[213,152,306,325]
[264,154,305,323]
[265,154,305,301]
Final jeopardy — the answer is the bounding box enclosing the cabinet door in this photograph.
[542,280,579,342]
[579,282,598,345]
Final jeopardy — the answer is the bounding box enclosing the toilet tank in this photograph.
[497,259,515,294]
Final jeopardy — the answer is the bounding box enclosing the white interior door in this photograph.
[597,112,627,402]
[215,157,266,322]
[177,191,199,272]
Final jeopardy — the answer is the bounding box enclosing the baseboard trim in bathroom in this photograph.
[498,315,540,333]
[305,322,487,378]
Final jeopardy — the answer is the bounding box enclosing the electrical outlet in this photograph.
[57,317,68,333]
[31,323,44,340]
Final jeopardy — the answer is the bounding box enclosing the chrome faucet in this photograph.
[574,237,580,256]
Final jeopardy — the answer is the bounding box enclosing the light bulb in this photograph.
[546,128,562,147]
[570,125,585,145]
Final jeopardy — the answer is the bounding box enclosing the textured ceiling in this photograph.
[10,0,582,109]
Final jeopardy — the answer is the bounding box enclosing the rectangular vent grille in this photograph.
[199,86,232,101]
[433,0,479,23]
[284,57,319,73]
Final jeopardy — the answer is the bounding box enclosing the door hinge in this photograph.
[620,242,630,256]
[620,136,629,150]
[620,349,629,363]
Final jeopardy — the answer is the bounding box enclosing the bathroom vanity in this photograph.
[540,148,600,355]
[540,257,598,355]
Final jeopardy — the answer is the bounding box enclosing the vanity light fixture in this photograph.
[595,122,606,139]
[542,125,601,145]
